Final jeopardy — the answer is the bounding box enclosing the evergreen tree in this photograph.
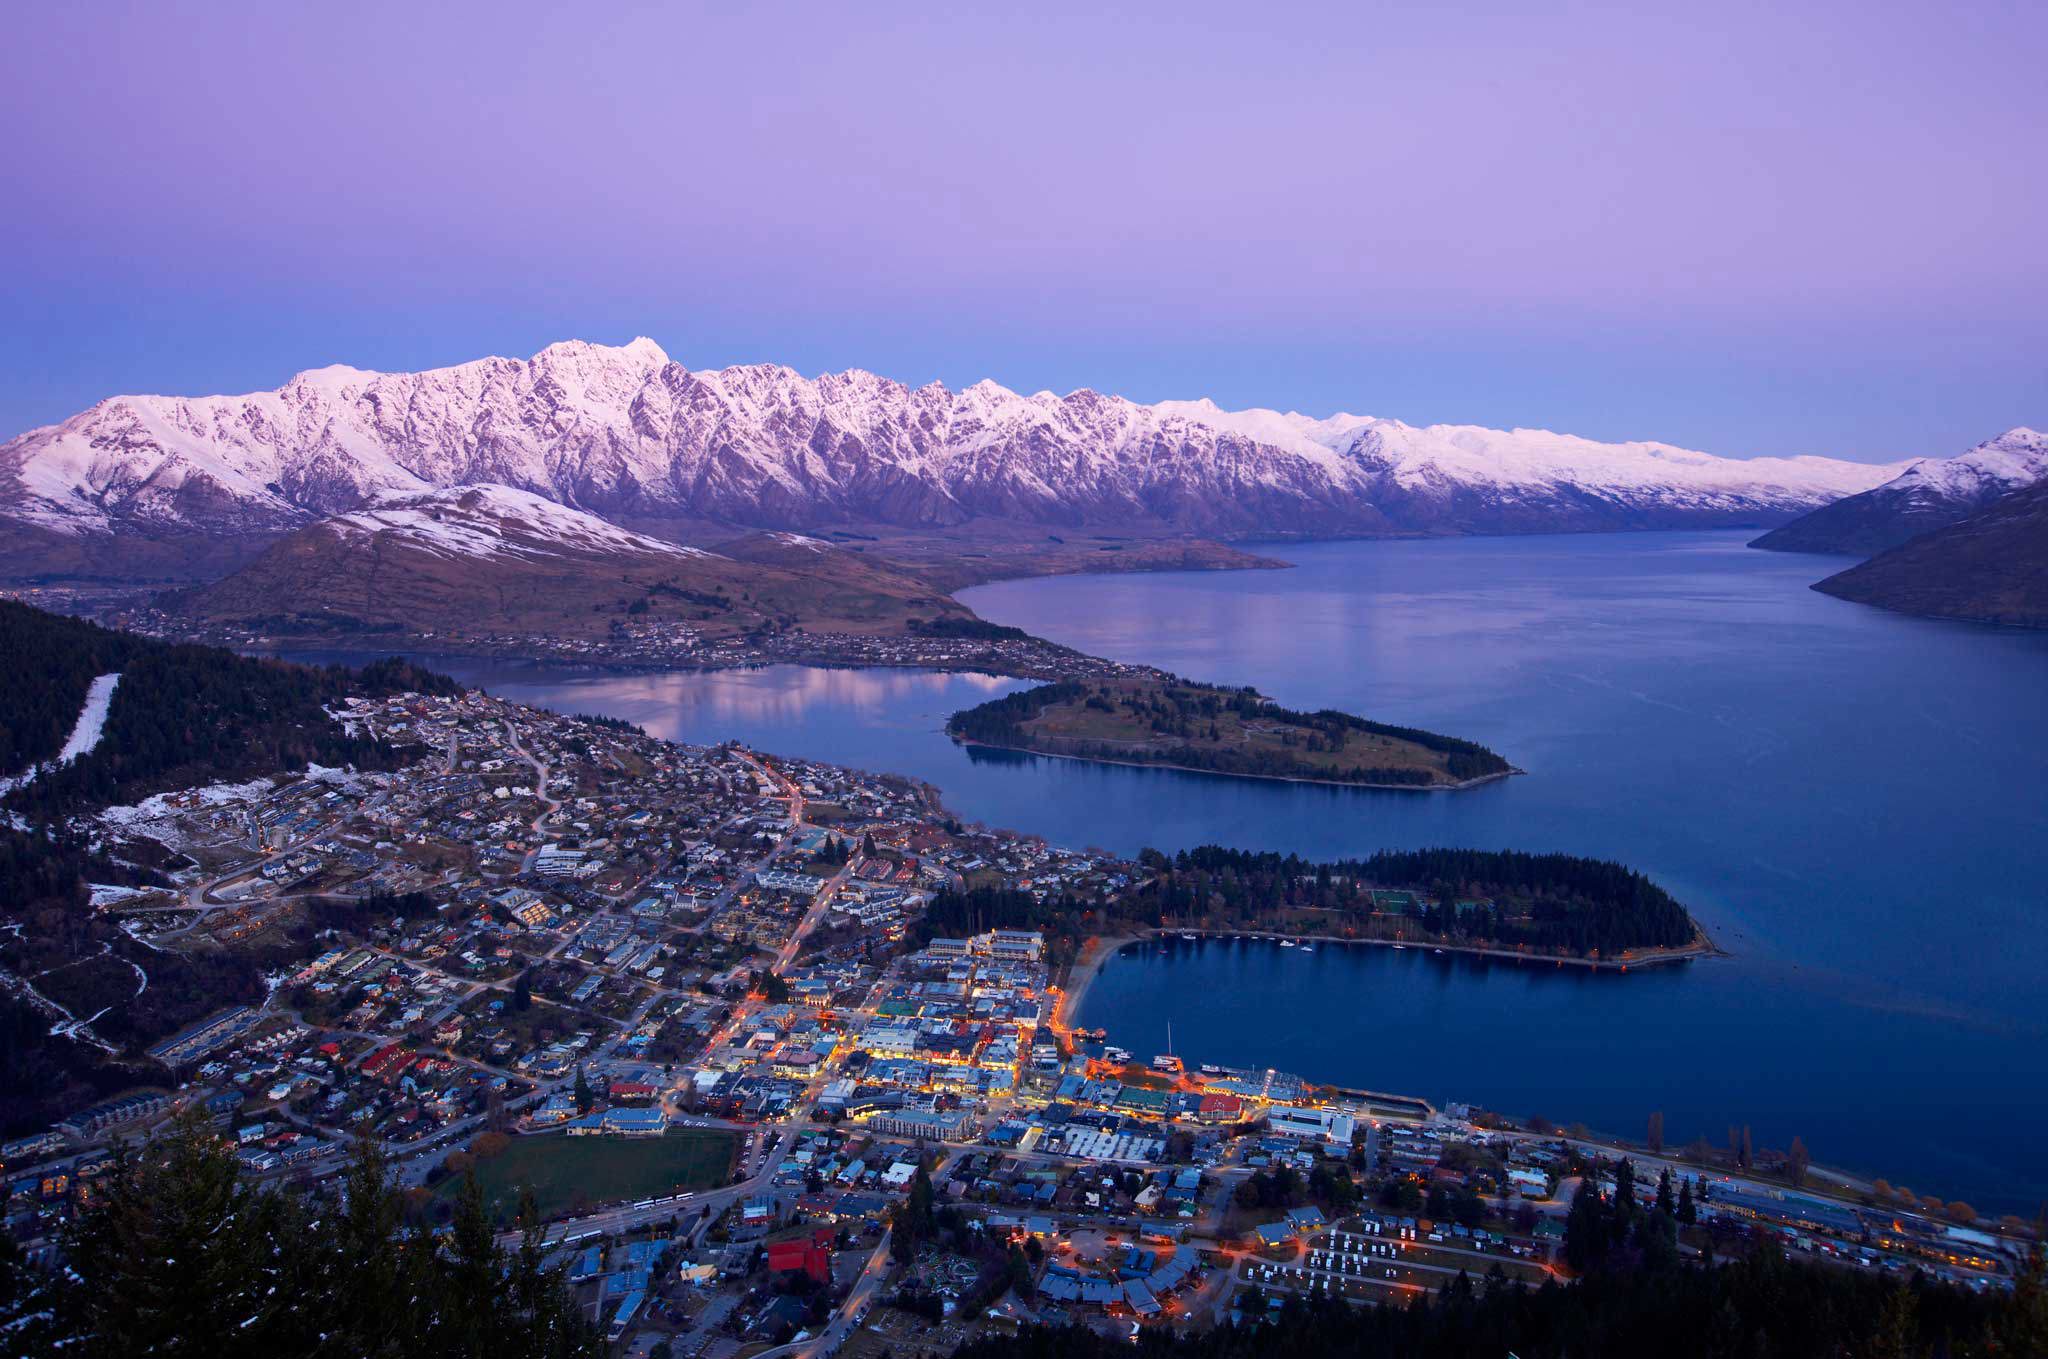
[1613,1158,1638,1228]
[1564,1178,1608,1273]
[1677,1176,1698,1225]
[25,1120,601,1357]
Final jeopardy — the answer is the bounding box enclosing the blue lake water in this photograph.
[290,531,2048,1211]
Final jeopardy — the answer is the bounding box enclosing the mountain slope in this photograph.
[1812,479,2048,628]
[2,340,1903,569]
[0,600,454,816]
[167,483,969,642]
[1750,427,2048,556]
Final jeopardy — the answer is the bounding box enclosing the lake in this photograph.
[290,531,2048,1211]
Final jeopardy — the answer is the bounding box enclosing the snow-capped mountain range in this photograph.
[1752,427,2048,557]
[2,337,1909,546]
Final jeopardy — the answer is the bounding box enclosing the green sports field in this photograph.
[438,1128,737,1221]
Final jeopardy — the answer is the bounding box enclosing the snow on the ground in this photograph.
[0,671,121,794]
[59,672,121,761]
[120,918,170,953]
[88,883,154,907]
[97,774,278,833]
[303,763,374,787]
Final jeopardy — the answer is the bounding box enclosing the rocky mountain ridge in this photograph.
[1750,427,2048,557]
[3,339,1906,556]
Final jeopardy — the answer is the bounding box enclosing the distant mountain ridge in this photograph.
[1750,427,2048,556]
[2,339,1905,563]
[1813,479,2048,628]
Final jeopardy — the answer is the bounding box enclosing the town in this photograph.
[2,581,1170,684]
[2,687,2029,1357]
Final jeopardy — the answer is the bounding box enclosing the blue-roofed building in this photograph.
[1254,1222,1295,1249]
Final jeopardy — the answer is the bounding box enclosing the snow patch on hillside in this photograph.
[331,484,719,562]
[98,774,279,834]
[0,672,121,794]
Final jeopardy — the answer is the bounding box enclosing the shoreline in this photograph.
[951,737,1522,793]
[227,632,1155,685]
[1058,922,1718,1031]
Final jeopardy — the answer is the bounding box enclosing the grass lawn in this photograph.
[439,1128,737,1222]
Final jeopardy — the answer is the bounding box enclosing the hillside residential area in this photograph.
[2,685,2029,1358]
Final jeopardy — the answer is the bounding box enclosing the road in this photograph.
[502,719,561,833]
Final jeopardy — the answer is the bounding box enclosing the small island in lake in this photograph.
[946,676,1513,788]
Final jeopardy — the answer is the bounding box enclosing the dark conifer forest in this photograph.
[0,600,456,816]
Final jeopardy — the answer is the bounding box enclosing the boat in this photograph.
[1433,948,1444,955]
[1300,944,1316,954]
[1392,944,1408,951]
[1179,932,1197,941]
[1279,939,1297,949]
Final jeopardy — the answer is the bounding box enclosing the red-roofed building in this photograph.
[362,1044,413,1080]
[765,1226,835,1283]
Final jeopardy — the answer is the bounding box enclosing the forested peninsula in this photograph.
[946,677,1512,789]
[906,844,1706,974]
[1136,846,1708,961]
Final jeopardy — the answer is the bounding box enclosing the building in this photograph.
[765,1226,836,1283]
[564,1106,669,1136]
[57,1092,173,1140]
[864,1108,974,1142]
[1267,1105,1357,1147]
[978,930,1045,962]
[755,870,824,896]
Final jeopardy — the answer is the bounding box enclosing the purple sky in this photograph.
[3,1,2042,461]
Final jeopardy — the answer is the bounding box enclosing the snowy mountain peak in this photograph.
[1751,427,2048,556]
[1886,427,2048,498]
[1,338,1912,553]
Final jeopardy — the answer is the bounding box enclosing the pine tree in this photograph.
[1868,1282,1922,1359]
[35,1121,602,1357]
[1677,1176,1698,1225]
[1564,1178,1607,1273]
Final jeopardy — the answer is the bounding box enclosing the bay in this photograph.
[282,530,2048,1211]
